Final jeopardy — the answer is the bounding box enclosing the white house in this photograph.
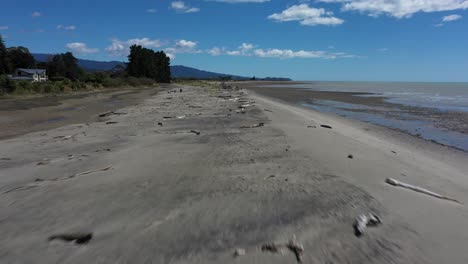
[11,68,48,82]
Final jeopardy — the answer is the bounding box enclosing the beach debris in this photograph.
[264,109,273,112]
[190,130,201,135]
[385,178,462,204]
[320,125,333,129]
[261,243,283,254]
[74,166,112,177]
[286,237,304,263]
[98,111,127,118]
[240,123,264,129]
[264,175,276,180]
[233,248,246,257]
[391,151,397,154]
[106,121,118,125]
[158,122,163,126]
[307,125,316,128]
[180,88,183,93]
[163,116,173,119]
[36,160,51,166]
[348,155,354,159]
[176,115,186,119]
[2,185,38,194]
[260,236,304,263]
[95,148,111,152]
[353,213,382,237]
[0,158,11,161]
[48,233,93,244]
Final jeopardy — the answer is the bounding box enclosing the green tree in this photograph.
[127,45,171,83]
[47,52,83,81]
[7,46,36,70]
[0,34,9,74]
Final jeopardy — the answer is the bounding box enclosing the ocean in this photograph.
[265,81,468,151]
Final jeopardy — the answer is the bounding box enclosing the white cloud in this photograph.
[442,14,462,22]
[207,0,270,2]
[207,43,358,59]
[268,4,344,26]
[207,47,224,56]
[32,12,41,17]
[318,0,468,18]
[170,1,200,13]
[0,26,8,30]
[57,25,76,31]
[106,38,164,56]
[165,39,200,59]
[147,9,157,13]
[176,39,197,49]
[66,43,99,54]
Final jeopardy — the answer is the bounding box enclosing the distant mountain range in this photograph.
[32,53,291,81]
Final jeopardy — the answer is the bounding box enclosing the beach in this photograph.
[1,83,468,263]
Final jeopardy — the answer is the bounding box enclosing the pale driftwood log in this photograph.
[74,166,112,177]
[353,213,382,237]
[386,178,462,204]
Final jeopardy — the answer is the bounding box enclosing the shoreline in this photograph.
[241,82,468,152]
[1,84,468,263]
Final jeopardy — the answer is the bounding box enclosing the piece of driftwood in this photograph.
[190,130,201,135]
[320,125,332,129]
[286,238,304,263]
[240,123,264,129]
[233,248,246,257]
[48,233,93,244]
[260,236,304,263]
[98,111,127,118]
[353,213,382,237]
[75,166,112,177]
[386,178,462,204]
[261,243,282,254]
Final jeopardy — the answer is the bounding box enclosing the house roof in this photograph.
[17,68,46,74]
[10,76,34,80]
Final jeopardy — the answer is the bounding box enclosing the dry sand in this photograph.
[1,84,468,263]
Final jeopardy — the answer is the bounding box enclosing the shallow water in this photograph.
[271,81,468,112]
[263,82,468,151]
[303,101,468,151]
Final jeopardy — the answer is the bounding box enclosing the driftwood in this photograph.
[190,130,201,135]
[353,213,382,237]
[233,248,246,257]
[98,111,127,118]
[74,166,112,177]
[320,125,332,129]
[240,123,264,129]
[386,178,462,204]
[48,233,93,244]
[260,236,304,263]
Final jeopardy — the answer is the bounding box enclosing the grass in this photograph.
[0,75,160,98]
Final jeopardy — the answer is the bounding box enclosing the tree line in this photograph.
[1,34,171,94]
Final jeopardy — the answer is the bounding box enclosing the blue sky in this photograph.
[1,0,467,81]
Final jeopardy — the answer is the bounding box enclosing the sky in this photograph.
[1,0,467,82]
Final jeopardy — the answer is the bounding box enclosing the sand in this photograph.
[1,84,468,263]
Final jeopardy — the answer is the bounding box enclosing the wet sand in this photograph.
[0,87,166,139]
[242,83,468,151]
[1,84,468,263]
